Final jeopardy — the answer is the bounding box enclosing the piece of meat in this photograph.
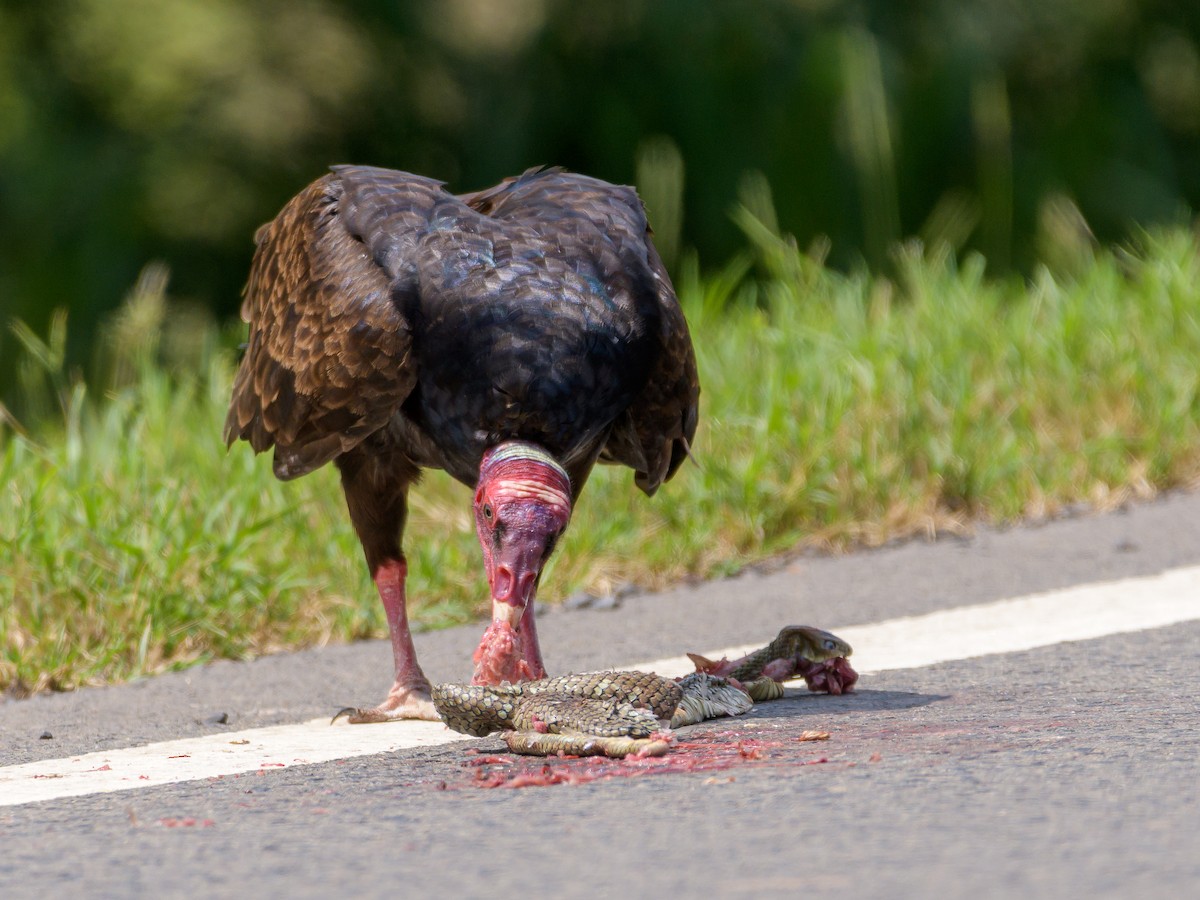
[795,657,859,695]
[471,621,546,686]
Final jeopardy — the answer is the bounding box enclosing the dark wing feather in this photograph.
[603,235,699,494]
[468,170,700,494]
[223,169,443,479]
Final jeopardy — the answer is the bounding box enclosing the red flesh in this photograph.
[471,621,541,685]
[691,650,859,694]
[459,729,832,789]
[796,657,859,695]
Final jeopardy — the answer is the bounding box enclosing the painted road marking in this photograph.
[3,564,1198,807]
[638,563,1200,677]
[0,719,462,809]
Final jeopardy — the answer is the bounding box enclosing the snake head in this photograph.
[778,625,853,661]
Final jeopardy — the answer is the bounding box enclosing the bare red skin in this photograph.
[336,558,439,722]
[375,559,435,703]
[470,445,571,686]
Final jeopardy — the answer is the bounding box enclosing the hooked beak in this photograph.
[489,535,545,628]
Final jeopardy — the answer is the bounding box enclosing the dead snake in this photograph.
[432,625,855,758]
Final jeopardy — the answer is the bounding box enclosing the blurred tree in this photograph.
[1,0,1199,398]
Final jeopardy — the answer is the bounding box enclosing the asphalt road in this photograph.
[2,490,1199,898]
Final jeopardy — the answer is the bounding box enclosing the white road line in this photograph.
[638,563,1200,678]
[0,720,462,809]
[3,565,1198,808]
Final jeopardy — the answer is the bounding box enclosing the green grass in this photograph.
[4,227,1200,695]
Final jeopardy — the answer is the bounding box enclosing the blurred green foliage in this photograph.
[2,0,1200,398]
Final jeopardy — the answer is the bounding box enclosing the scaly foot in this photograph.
[332,680,440,724]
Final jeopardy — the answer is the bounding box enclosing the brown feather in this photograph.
[226,165,698,494]
[224,174,420,480]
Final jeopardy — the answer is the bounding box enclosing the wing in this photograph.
[224,167,445,480]
[609,238,700,495]
[468,170,700,495]
[602,235,699,495]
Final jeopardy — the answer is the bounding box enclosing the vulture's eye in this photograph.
[483,503,494,521]
[823,639,837,651]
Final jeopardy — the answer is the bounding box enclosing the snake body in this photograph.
[432,625,854,758]
[723,624,851,681]
[434,671,682,738]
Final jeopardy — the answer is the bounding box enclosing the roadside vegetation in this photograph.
[3,223,1200,696]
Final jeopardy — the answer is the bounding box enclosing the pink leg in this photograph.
[516,598,547,680]
[334,558,439,723]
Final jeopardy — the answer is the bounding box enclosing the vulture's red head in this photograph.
[471,442,571,684]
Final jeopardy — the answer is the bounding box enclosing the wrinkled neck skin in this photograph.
[475,494,570,610]
[471,443,572,685]
[474,448,572,611]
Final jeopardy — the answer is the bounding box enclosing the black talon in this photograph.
[331,707,361,724]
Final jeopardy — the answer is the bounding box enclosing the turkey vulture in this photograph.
[224,165,699,723]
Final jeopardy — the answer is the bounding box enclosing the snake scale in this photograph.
[432,625,856,758]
